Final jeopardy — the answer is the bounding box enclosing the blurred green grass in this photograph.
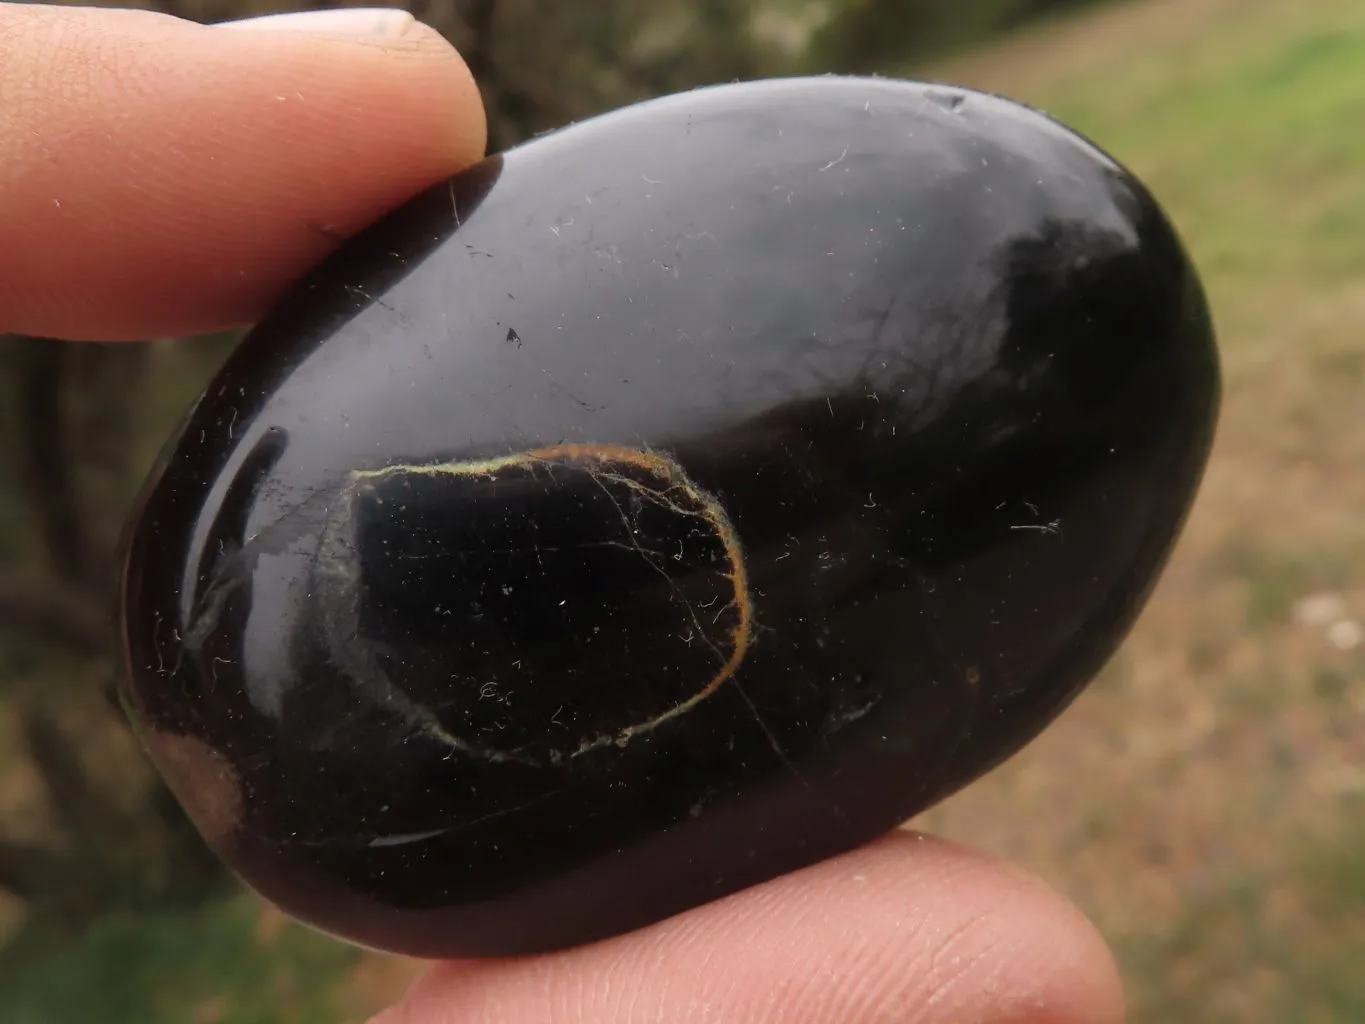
[0,897,360,1024]
[1056,19,1365,288]
[1122,812,1365,1022]
[935,1,1365,365]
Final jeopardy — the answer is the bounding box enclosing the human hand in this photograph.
[0,5,1125,1020]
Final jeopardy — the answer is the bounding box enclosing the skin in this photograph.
[0,5,1127,1021]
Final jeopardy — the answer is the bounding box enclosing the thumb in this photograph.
[0,3,486,341]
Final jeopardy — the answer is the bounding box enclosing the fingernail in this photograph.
[219,7,417,37]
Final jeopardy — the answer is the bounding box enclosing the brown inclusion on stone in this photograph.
[307,444,753,767]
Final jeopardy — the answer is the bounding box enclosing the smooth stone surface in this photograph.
[118,76,1220,958]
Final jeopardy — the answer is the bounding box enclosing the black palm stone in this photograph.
[118,77,1220,958]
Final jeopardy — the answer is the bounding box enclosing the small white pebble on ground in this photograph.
[1293,591,1347,628]
[1326,619,1364,651]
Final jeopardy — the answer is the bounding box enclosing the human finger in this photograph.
[0,3,486,341]
[372,831,1125,1024]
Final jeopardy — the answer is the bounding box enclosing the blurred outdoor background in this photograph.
[2,0,1363,1019]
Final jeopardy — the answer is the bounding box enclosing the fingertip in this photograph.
[380,832,1126,1024]
[902,835,1126,1024]
[0,2,487,340]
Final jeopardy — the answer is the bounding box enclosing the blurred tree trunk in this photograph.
[14,339,97,591]
[0,334,230,934]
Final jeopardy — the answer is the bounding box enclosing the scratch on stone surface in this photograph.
[541,368,604,412]
[1010,519,1063,538]
[295,790,571,849]
[819,145,850,172]
[729,674,817,797]
[585,468,729,671]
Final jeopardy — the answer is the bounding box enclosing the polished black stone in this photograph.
[118,76,1220,957]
